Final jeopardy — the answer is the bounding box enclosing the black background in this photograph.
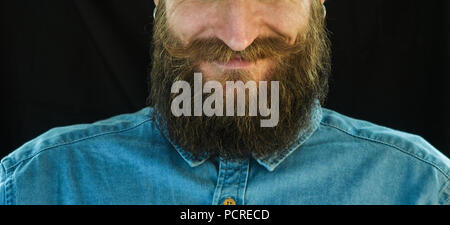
[1,0,449,159]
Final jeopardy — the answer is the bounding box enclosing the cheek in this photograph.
[166,2,217,44]
[260,1,311,44]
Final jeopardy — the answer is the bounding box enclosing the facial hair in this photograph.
[147,0,331,160]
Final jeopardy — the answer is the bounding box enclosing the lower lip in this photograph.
[216,58,253,69]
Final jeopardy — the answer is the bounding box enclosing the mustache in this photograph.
[163,36,304,63]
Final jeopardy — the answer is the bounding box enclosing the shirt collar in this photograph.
[254,103,322,171]
[155,101,323,172]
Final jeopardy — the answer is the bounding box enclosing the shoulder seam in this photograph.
[4,118,153,172]
[320,122,450,180]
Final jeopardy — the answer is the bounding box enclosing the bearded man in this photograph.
[1,0,449,205]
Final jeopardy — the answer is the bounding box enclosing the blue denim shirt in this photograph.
[1,105,449,205]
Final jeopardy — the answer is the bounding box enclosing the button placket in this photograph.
[212,158,250,205]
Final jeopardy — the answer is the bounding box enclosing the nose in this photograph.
[214,0,260,51]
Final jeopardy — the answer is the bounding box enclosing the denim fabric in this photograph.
[1,105,449,205]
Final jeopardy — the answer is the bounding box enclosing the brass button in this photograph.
[223,197,236,205]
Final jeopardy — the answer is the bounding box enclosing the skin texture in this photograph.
[154,0,325,82]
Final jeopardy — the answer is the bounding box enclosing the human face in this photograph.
[155,0,324,82]
[148,0,331,159]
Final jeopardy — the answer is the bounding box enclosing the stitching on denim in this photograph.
[8,165,17,205]
[223,160,230,201]
[237,161,243,205]
[2,162,15,205]
[240,160,250,205]
[320,122,450,180]
[255,102,323,171]
[261,123,319,172]
[212,160,226,205]
[438,180,450,204]
[1,163,8,205]
[4,118,153,171]
[258,115,322,171]
[153,112,209,167]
